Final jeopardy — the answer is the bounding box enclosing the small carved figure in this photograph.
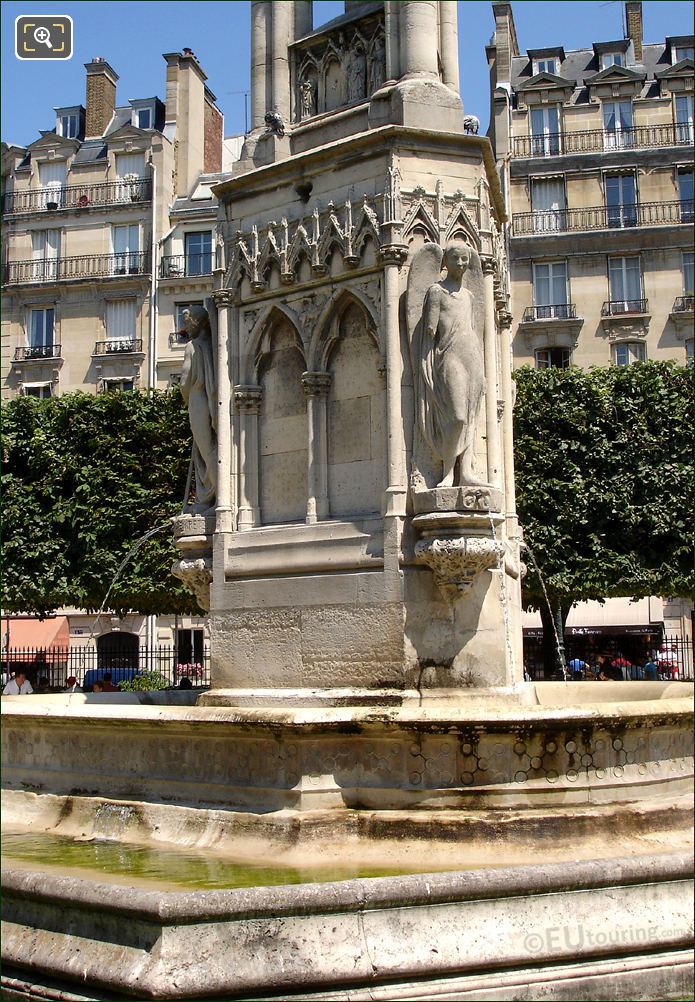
[299,79,315,120]
[347,47,367,103]
[408,242,485,488]
[463,114,480,135]
[264,111,285,138]
[369,35,386,92]
[180,305,217,510]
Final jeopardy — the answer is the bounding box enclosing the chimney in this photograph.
[164,49,208,197]
[84,57,119,138]
[625,2,643,60]
[492,3,520,86]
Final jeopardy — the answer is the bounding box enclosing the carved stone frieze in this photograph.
[414,535,503,594]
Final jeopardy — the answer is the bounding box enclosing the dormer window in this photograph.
[134,106,152,130]
[601,52,624,68]
[58,113,78,138]
[675,45,694,62]
[534,58,558,75]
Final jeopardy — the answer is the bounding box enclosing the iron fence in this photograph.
[160,253,214,278]
[673,295,694,313]
[522,304,577,322]
[512,200,693,236]
[601,298,649,316]
[523,633,693,682]
[93,338,143,355]
[14,344,61,361]
[2,177,152,215]
[0,645,210,691]
[512,123,694,159]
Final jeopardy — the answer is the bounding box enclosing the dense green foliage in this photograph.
[513,361,694,626]
[1,389,198,616]
[118,671,170,692]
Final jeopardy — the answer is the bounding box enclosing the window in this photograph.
[105,299,137,350]
[601,52,624,69]
[608,256,643,311]
[111,224,140,273]
[534,58,558,75]
[675,45,694,62]
[23,383,53,399]
[176,628,204,668]
[675,94,694,143]
[184,232,213,276]
[136,107,152,129]
[530,105,561,155]
[57,113,78,138]
[29,308,55,354]
[613,342,646,366]
[603,101,633,149]
[535,348,571,369]
[605,173,637,228]
[683,252,694,294]
[530,177,566,232]
[175,301,203,341]
[115,154,146,179]
[678,169,694,222]
[31,229,60,281]
[38,160,67,207]
[102,378,135,393]
[533,260,569,317]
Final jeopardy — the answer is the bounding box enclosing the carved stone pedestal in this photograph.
[413,508,505,595]
[171,512,215,612]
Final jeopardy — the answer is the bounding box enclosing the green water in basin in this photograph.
[1,831,417,891]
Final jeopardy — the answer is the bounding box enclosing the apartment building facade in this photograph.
[488,0,693,370]
[1,48,223,398]
[487,1,694,655]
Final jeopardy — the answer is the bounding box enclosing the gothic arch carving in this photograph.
[308,287,380,372]
[244,303,305,384]
[444,203,482,250]
[402,202,440,245]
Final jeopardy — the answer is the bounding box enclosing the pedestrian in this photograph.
[101,672,120,692]
[91,680,104,693]
[567,657,588,680]
[65,676,78,692]
[3,671,34,695]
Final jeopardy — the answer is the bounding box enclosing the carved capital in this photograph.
[481,256,496,276]
[414,535,503,594]
[379,244,408,266]
[301,371,332,397]
[233,384,262,412]
[171,557,213,612]
[498,310,514,329]
[213,289,236,308]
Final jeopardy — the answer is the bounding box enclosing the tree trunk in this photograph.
[539,598,571,678]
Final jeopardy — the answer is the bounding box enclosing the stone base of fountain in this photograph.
[2,683,693,999]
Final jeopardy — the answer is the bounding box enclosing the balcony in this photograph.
[672,295,694,313]
[14,344,61,361]
[2,178,152,216]
[601,299,649,316]
[160,254,213,279]
[521,304,577,322]
[512,201,693,236]
[3,252,149,286]
[93,338,143,356]
[512,123,693,159]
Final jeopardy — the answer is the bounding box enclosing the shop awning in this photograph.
[1,616,69,650]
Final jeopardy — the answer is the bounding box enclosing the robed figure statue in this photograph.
[180,304,217,511]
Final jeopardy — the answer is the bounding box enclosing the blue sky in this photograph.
[2,1,693,146]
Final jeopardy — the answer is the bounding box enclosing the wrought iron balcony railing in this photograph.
[512,122,694,159]
[3,252,149,285]
[601,299,649,316]
[673,295,694,313]
[522,304,577,322]
[160,253,213,279]
[2,178,152,215]
[93,338,143,355]
[512,200,694,236]
[14,344,61,361]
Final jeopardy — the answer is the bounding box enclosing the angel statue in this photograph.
[407,241,485,489]
[180,303,217,512]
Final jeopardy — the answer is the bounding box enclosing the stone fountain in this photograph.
[2,4,692,1000]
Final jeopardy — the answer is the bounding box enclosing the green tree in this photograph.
[1,389,198,616]
[513,361,694,673]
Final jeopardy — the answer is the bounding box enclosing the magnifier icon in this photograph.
[34,26,53,49]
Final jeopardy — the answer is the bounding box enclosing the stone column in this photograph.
[294,0,312,39]
[234,385,262,530]
[381,247,408,515]
[438,1,460,94]
[251,1,271,129]
[213,290,236,533]
[302,371,331,524]
[482,257,502,488]
[384,1,401,83]
[497,309,517,525]
[399,2,440,79]
[270,0,293,123]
